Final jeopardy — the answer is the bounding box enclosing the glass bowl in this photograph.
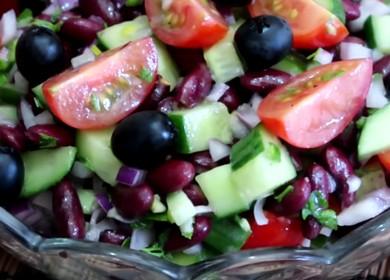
[0,206,389,280]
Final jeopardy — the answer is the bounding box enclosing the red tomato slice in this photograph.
[248,0,348,49]
[145,0,228,48]
[378,152,390,172]
[258,59,373,149]
[243,211,304,249]
[43,38,158,129]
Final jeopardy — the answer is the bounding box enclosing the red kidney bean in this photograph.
[52,180,86,239]
[79,0,122,26]
[99,229,129,245]
[164,216,212,252]
[175,64,212,108]
[324,146,354,182]
[167,47,205,75]
[157,97,179,114]
[58,11,80,23]
[374,56,390,77]
[308,163,337,198]
[342,0,360,21]
[280,177,312,214]
[0,125,27,152]
[240,69,291,94]
[188,151,217,174]
[61,17,104,46]
[25,124,75,148]
[148,160,195,193]
[302,217,321,240]
[140,80,170,110]
[183,184,208,206]
[111,183,154,219]
[334,123,357,153]
[219,87,240,112]
[289,149,303,172]
[111,0,125,9]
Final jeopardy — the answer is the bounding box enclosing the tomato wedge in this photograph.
[258,59,373,149]
[242,211,304,249]
[248,0,348,49]
[378,152,390,172]
[145,0,228,48]
[43,38,158,129]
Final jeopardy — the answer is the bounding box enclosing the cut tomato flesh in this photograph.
[258,59,373,149]
[43,37,158,129]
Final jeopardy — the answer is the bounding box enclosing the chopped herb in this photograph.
[121,238,131,248]
[139,67,154,83]
[274,185,294,203]
[0,74,8,86]
[90,94,101,112]
[356,116,367,130]
[32,19,61,32]
[130,219,153,229]
[301,191,337,230]
[17,9,33,28]
[7,39,17,62]
[311,235,328,249]
[142,243,165,258]
[90,45,102,56]
[321,69,345,82]
[265,143,281,162]
[39,134,58,148]
[50,9,62,23]
[125,0,143,7]
[145,212,169,222]
[0,60,9,72]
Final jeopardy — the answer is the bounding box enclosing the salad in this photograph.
[0,0,390,265]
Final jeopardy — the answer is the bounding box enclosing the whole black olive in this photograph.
[0,146,24,202]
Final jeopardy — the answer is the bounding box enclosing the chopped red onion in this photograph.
[340,42,372,60]
[0,10,17,47]
[348,0,390,32]
[230,112,250,139]
[31,191,53,212]
[130,228,154,250]
[319,227,332,237]
[366,74,389,109]
[96,193,113,213]
[14,71,29,93]
[58,0,79,11]
[71,48,95,68]
[0,47,8,60]
[301,238,311,248]
[346,175,362,193]
[107,207,134,224]
[206,83,229,102]
[194,205,213,215]
[249,94,263,112]
[183,244,203,255]
[90,207,105,225]
[208,139,230,162]
[253,198,268,226]
[34,110,55,125]
[42,3,60,15]
[85,219,117,241]
[116,166,146,187]
[337,187,390,226]
[236,103,260,128]
[314,48,334,65]
[71,161,93,179]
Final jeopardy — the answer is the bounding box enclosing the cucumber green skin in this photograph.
[21,147,77,198]
[77,189,97,215]
[168,102,233,154]
[32,83,46,107]
[0,104,18,124]
[231,125,296,204]
[272,54,307,75]
[364,15,390,54]
[195,164,249,218]
[358,103,390,161]
[76,127,122,186]
[0,84,24,104]
[315,0,346,23]
[166,191,196,226]
[97,16,179,89]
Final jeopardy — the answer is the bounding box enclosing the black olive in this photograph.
[0,146,24,202]
[384,74,390,98]
[16,26,67,86]
[234,15,293,71]
[111,111,177,169]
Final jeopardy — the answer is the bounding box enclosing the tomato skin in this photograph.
[43,38,158,130]
[378,152,390,172]
[145,0,228,48]
[258,59,373,149]
[243,211,304,249]
[248,0,348,49]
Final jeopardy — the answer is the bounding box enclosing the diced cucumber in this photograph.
[32,83,46,107]
[168,102,232,154]
[231,125,296,204]
[204,216,251,253]
[98,16,180,89]
[76,127,122,186]
[0,104,18,125]
[166,191,196,226]
[77,189,97,215]
[21,147,77,197]
[272,53,307,75]
[166,252,204,266]
[356,161,387,200]
[204,23,244,83]
[98,16,152,49]
[315,0,346,23]
[364,15,390,54]
[0,84,25,104]
[151,194,166,214]
[195,164,248,218]
[358,103,390,161]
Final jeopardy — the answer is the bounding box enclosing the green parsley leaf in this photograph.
[274,185,294,203]
[125,0,143,7]
[17,9,33,28]
[316,209,337,230]
[0,74,8,86]
[39,134,58,148]
[142,243,165,258]
[139,67,154,83]
[130,219,153,230]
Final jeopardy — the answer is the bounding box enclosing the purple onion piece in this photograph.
[116,166,146,187]
[95,193,113,213]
